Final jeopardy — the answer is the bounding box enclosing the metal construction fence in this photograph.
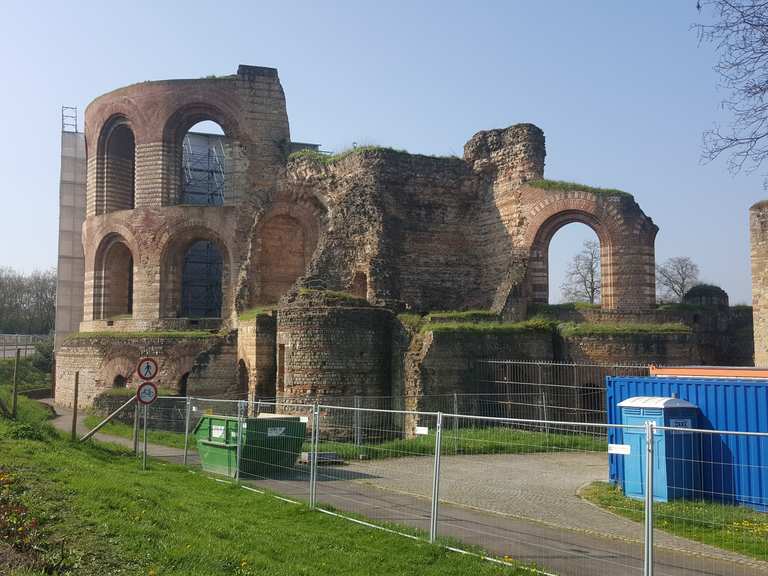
[0,334,48,359]
[114,396,768,576]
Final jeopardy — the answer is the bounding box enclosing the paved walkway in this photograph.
[45,400,768,576]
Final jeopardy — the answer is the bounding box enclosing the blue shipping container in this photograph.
[607,376,768,511]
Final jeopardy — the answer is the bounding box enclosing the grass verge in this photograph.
[309,427,606,461]
[1,405,531,575]
[581,482,768,561]
[82,414,194,450]
[0,358,51,392]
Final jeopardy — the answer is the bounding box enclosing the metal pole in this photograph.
[234,400,244,484]
[354,395,361,457]
[71,372,79,441]
[142,404,148,471]
[183,396,192,466]
[11,348,20,419]
[80,396,136,442]
[453,392,459,454]
[309,403,320,509]
[429,412,444,543]
[643,420,655,576]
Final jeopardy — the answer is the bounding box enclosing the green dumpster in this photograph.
[194,414,307,478]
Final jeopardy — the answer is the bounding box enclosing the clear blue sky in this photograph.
[0,1,761,303]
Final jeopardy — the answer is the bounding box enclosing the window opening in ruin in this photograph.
[547,223,601,305]
[98,240,134,319]
[113,375,127,388]
[351,271,367,299]
[103,122,136,212]
[237,360,249,399]
[277,344,286,395]
[181,240,223,318]
[179,372,189,397]
[181,121,230,206]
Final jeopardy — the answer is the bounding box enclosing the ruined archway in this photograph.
[160,227,231,320]
[96,116,136,214]
[92,233,135,320]
[248,202,321,306]
[522,192,657,311]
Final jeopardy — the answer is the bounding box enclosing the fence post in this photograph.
[643,420,655,576]
[142,404,148,471]
[429,412,444,543]
[183,396,192,466]
[354,395,362,457]
[309,403,320,509]
[452,393,459,454]
[11,348,20,419]
[234,400,244,484]
[71,372,79,441]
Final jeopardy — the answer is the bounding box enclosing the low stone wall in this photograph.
[54,332,237,409]
[562,332,697,365]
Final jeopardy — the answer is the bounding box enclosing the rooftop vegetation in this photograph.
[422,318,556,335]
[65,330,216,340]
[527,179,633,199]
[558,322,691,337]
[238,306,275,322]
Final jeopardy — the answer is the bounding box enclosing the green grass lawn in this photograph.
[82,414,195,450]
[581,482,768,561]
[309,427,607,461]
[0,358,51,392]
[0,403,531,575]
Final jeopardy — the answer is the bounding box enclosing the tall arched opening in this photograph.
[181,240,223,318]
[547,223,601,305]
[93,234,135,320]
[98,117,136,213]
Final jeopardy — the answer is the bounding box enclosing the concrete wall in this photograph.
[54,131,87,349]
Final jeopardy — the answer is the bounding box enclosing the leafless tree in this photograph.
[656,257,701,303]
[696,1,768,182]
[561,240,601,304]
[0,267,56,334]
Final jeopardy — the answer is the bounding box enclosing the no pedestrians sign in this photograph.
[137,357,159,381]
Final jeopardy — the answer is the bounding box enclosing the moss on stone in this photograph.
[238,307,275,322]
[527,179,633,199]
[422,318,556,334]
[65,330,216,340]
[558,322,690,337]
[397,313,424,331]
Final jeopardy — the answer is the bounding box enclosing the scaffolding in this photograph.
[182,132,230,205]
[61,106,78,133]
[181,240,223,318]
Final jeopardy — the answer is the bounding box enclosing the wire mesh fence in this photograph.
[119,396,768,576]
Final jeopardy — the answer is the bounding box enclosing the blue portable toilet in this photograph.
[618,396,700,502]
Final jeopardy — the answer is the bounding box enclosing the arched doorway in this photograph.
[547,223,601,305]
[179,372,190,397]
[180,120,230,205]
[93,234,134,320]
[98,117,136,213]
[113,374,127,388]
[181,240,223,318]
[350,271,368,300]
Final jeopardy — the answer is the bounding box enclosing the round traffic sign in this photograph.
[137,381,158,405]
[137,357,159,381]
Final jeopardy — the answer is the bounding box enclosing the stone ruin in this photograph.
[53,65,754,409]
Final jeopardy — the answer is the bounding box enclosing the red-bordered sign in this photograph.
[137,357,159,381]
[137,381,158,405]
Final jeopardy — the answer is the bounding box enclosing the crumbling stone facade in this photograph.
[751,201,768,366]
[57,64,744,410]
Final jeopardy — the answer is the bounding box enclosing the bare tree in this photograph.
[657,257,700,303]
[696,1,768,182]
[0,267,56,334]
[561,240,601,304]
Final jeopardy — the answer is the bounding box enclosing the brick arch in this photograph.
[523,192,657,310]
[93,115,136,215]
[90,232,137,320]
[159,225,233,319]
[247,200,324,307]
[162,102,242,206]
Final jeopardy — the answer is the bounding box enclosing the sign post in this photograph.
[136,381,158,471]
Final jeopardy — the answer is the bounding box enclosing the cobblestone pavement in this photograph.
[338,452,767,567]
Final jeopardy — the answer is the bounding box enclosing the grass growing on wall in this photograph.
[288,146,410,165]
[297,288,368,305]
[238,307,275,322]
[526,302,600,317]
[397,313,425,331]
[425,310,500,322]
[527,179,633,199]
[65,330,216,340]
[581,482,768,560]
[421,318,556,335]
[558,322,691,337]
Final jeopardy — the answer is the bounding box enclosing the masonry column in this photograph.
[750,201,768,366]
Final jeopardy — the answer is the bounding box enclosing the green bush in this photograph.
[31,337,54,373]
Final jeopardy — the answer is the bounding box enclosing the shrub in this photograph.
[31,337,54,373]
